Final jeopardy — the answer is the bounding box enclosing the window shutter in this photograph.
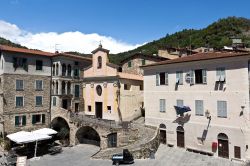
[195,100,203,115]
[221,69,226,82]
[190,70,194,85]
[32,115,35,124]
[217,101,227,118]
[179,72,183,84]
[156,73,159,86]
[177,100,184,107]
[42,114,45,124]
[15,116,19,126]
[202,69,207,84]
[165,72,168,85]
[22,116,26,126]
[160,99,165,112]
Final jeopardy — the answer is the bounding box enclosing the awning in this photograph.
[174,106,191,115]
[7,131,51,144]
[32,128,57,135]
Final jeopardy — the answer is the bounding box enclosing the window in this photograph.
[75,61,79,66]
[75,103,79,112]
[67,64,71,76]
[97,56,102,69]
[75,85,80,98]
[128,61,132,68]
[142,59,146,65]
[217,101,227,118]
[195,100,204,116]
[15,115,26,126]
[36,96,43,106]
[88,105,91,112]
[216,68,226,82]
[194,69,207,84]
[159,99,166,112]
[124,84,131,90]
[156,72,168,86]
[35,80,43,90]
[13,57,28,71]
[176,71,183,85]
[140,84,143,91]
[32,114,45,124]
[16,96,24,107]
[107,106,111,112]
[177,99,184,107]
[74,69,79,77]
[52,97,56,106]
[36,60,43,70]
[16,80,24,91]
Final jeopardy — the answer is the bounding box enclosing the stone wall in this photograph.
[1,73,51,134]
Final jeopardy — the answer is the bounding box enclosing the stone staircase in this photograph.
[92,120,159,159]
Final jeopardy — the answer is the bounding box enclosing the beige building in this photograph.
[120,53,167,76]
[142,52,250,161]
[0,45,53,135]
[83,45,143,122]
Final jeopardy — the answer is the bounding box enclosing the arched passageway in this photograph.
[51,117,70,145]
[75,126,100,146]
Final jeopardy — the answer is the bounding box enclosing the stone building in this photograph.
[83,45,144,122]
[0,45,53,135]
[51,53,91,114]
[120,53,167,76]
[142,52,250,160]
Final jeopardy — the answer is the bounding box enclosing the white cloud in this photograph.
[0,20,143,54]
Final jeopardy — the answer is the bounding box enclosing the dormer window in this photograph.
[97,56,102,69]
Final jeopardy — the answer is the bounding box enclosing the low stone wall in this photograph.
[130,127,159,159]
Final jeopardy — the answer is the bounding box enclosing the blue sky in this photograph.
[0,0,250,53]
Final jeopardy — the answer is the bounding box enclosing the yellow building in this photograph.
[83,45,143,122]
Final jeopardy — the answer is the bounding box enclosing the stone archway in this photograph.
[75,126,101,146]
[51,117,70,145]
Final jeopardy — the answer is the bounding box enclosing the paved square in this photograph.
[28,144,243,166]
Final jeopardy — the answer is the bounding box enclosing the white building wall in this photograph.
[144,55,250,160]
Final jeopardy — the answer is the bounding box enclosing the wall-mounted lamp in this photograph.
[205,110,211,120]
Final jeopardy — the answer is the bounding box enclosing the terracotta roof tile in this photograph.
[54,53,92,61]
[142,52,250,67]
[0,45,54,56]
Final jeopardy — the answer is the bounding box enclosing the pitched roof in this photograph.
[0,45,54,57]
[120,53,168,64]
[91,44,110,54]
[142,52,250,68]
[54,53,92,61]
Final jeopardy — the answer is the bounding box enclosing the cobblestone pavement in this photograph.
[28,144,243,166]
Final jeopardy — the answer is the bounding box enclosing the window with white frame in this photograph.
[15,115,26,126]
[156,72,168,86]
[16,96,24,107]
[176,71,183,85]
[217,101,227,118]
[16,80,24,91]
[195,100,204,116]
[35,80,43,90]
[32,114,45,124]
[177,99,184,107]
[159,99,166,112]
[216,68,226,82]
[194,69,207,84]
[52,97,56,106]
[36,96,43,106]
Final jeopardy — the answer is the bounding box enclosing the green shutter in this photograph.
[15,116,19,126]
[42,114,45,124]
[32,115,35,124]
[22,116,26,126]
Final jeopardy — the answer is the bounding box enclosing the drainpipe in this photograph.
[49,58,53,128]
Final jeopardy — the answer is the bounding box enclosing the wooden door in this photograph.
[177,131,185,148]
[95,102,103,119]
[218,139,229,158]
[160,130,166,144]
